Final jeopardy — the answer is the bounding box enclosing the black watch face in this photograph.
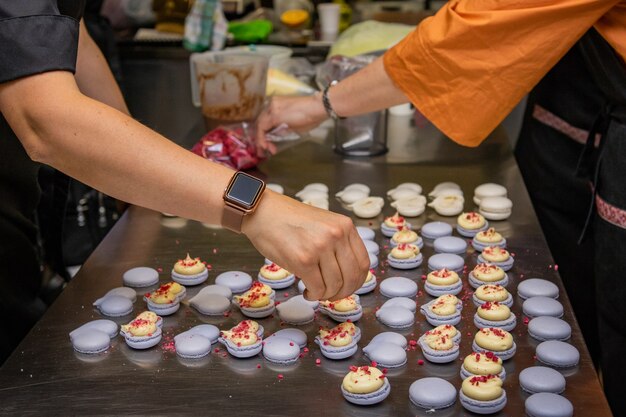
[227,173,264,209]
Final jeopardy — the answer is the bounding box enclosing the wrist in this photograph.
[241,188,274,237]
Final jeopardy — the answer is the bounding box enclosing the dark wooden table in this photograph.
[0,115,612,416]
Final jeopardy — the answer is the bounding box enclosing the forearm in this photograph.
[75,20,129,115]
[327,57,409,118]
[0,71,237,226]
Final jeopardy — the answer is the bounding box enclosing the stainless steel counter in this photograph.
[0,116,613,416]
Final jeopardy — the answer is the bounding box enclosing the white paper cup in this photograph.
[317,3,340,36]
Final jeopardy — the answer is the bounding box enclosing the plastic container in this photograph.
[190,51,269,129]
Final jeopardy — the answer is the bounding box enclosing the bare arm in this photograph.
[75,20,129,115]
[255,57,409,155]
[0,69,369,301]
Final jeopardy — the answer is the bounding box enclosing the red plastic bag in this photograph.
[191,124,263,170]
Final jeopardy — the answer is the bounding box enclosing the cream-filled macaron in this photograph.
[478,246,514,271]
[341,366,391,405]
[474,302,517,331]
[469,263,509,288]
[460,374,507,414]
[472,327,516,360]
[473,284,513,307]
[460,351,506,381]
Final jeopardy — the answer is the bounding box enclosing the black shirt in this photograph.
[0,0,84,363]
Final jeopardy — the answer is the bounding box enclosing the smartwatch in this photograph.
[222,171,266,233]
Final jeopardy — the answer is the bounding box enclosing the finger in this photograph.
[332,247,363,300]
[301,265,326,301]
[319,251,343,300]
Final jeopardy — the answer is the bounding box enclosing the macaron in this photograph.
[420,222,452,240]
[472,328,517,360]
[356,226,375,241]
[192,284,232,300]
[362,342,407,368]
[460,351,506,381]
[379,277,418,298]
[525,393,573,417]
[409,378,456,410]
[369,332,407,349]
[528,317,572,341]
[433,236,468,255]
[176,324,220,345]
[387,243,423,269]
[276,297,315,325]
[473,284,513,308]
[215,271,253,294]
[70,329,112,354]
[456,212,489,237]
[420,294,462,326]
[473,183,507,206]
[523,297,564,318]
[95,295,134,317]
[375,306,415,329]
[233,283,276,319]
[123,266,159,288]
[355,270,377,295]
[429,182,461,198]
[175,333,213,359]
[474,302,517,331]
[288,294,319,310]
[519,366,566,394]
[472,228,507,252]
[424,324,462,344]
[258,263,295,290]
[380,297,416,312]
[427,253,465,273]
[517,278,560,300]
[319,296,363,322]
[144,282,185,316]
[390,228,423,248]
[368,252,379,269]
[269,328,308,349]
[70,320,119,341]
[459,375,507,415]
[171,254,209,286]
[93,287,137,305]
[315,324,359,360]
[262,336,301,365]
[341,366,391,405]
[428,194,465,216]
[188,293,231,316]
[418,329,460,364]
[477,246,514,271]
[424,268,463,297]
[218,326,263,358]
[479,196,513,221]
[387,183,422,201]
[351,196,385,218]
[362,240,380,256]
[120,313,163,350]
[421,221,453,239]
[536,341,579,368]
[469,263,509,288]
[381,213,411,237]
[391,195,427,217]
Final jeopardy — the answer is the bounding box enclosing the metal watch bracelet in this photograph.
[322,80,346,120]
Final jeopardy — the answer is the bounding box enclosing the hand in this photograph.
[254,94,328,157]
[242,191,370,301]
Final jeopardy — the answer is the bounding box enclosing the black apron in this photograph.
[516,29,626,416]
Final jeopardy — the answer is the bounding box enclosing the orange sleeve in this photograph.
[383,0,621,147]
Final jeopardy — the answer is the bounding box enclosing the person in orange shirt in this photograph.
[255,1,626,414]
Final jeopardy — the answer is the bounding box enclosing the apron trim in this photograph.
[596,193,626,230]
[533,104,601,147]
